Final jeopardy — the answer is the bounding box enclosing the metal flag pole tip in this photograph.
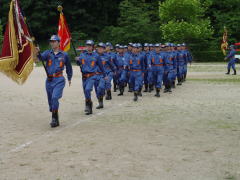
[57,5,63,13]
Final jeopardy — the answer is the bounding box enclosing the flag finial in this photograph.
[57,5,63,13]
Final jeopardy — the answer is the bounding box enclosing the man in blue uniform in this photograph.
[182,43,192,81]
[163,43,176,93]
[106,42,118,93]
[96,43,116,106]
[143,43,150,92]
[148,44,155,92]
[124,44,145,101]
[225,45,237,75]
[124,43,133,92]
[37,35,73,128]
[75,40,106,115]
[115,45,127,96]
[149,43,166,97]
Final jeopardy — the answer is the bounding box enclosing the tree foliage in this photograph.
[159,0,213,46]
[99,0,161,44]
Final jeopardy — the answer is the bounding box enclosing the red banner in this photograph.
[58,12,71,52]
[0,0,34,84]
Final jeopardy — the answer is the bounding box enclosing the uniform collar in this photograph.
[50,49,63,56]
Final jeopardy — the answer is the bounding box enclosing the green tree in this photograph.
[99,0,161,44]
[0,0,122,42]
[206,0,240,44]
[159,0,213,48]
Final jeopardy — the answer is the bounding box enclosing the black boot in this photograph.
[183,74,187,81]
[138,87,142,97]
[85,100,93,115]
[118,85,124,96]
[143,84,149,92]
[155,88,160,97]
[128,84,133,92]
[84,101,88,112]
[164,85,168,93]
[113,83,117,92]
[168,83,172,93]
[148,84,153,92]
[133,92,138,101]
[177,77,182,86]
[105,90,112,100]
[225,69,230,75]
[233,69,237,75]
[172,81,176,88]
[96,97,104,109]
[50,111,59,128]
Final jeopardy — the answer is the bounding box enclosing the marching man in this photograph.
[36,35,73,128]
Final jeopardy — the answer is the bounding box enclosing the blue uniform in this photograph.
[226,49,237,71]
[115,53,127,87]
[183,50,191,76]
[124,53,145,92]
[77,51,105,100]
[172,50,178,82]
[147,50,155,86]
[106,51,117,86]
[98,52,116,92]
[176,50,186,79]
[149,51,166,89]
[39,50,73,112]
[163,51,176,86]
[124,51,133,91]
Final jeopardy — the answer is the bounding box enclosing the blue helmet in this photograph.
[128,43,133,47]
[86,40,94,46]
[137,43,142,48]
[165,43,170,47]
[132,43,138,48]
[106,42,112,47]
[144,43,149,47]
[97,42,106,48]
[49,35,60,42]
[230,45,235,49]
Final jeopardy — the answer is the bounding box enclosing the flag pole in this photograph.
[21,9,49,77]
[57,5,78,57]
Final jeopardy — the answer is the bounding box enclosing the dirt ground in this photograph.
[0,63,240,180]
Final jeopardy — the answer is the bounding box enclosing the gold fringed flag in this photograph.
[57,5,71,52]
[221,26,228,56]
[0,0,35,85]
[0,0,19,70]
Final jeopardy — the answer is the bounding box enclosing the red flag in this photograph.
[0,0,35,84]
[221,26,228,56]
[58,9,71,52]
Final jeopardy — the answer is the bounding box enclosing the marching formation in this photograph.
[37,35,193,128]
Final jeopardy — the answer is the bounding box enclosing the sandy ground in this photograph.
[0,63,240,180]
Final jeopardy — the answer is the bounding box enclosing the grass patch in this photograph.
[188,78,240,84]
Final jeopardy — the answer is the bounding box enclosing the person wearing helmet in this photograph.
[115,45,127,96]
[148,43,166,97]
[106,42,118,93]
[36,35,73,128]
[163,43,176,93]
[96,42,116,103]
[124,43,145,101]
[224,45,237,75]
[75,40,106,115]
